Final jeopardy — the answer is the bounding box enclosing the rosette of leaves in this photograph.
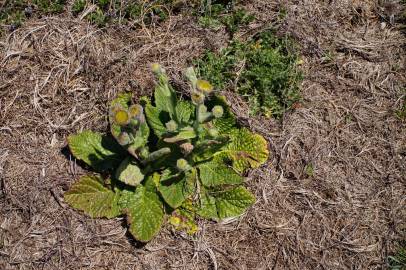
[65,64,269,242]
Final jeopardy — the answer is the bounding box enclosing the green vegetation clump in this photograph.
[72,0,181,27]
[0,1,29,31]
[0,0,66,34]
[388,243,406,270]
[396,99,406,120]
[196,0,254,35]
[0,0,252,33]
[195,30,302,117]
[64,64,269,242]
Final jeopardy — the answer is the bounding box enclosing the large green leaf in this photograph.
[64,175,121,218]
[68,131,125,171]
[176,101,194,124]
[192,136,229,162]
[219,128,269,173]
[159,169,196,209]
[145,104,167,137]
[196,186,255,220]
[196,191,218,220]
[198,159,243,187]
[115,157,144,187]
[215,186,255,219]
[123,186,164,242]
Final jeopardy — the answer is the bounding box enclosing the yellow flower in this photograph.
[129,104,142,118]
[151,63,163,74]
[114,110,130,126]
[168,216,181,227]
[196,79,214,94]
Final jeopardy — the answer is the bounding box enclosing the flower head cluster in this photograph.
[110,102,145,146]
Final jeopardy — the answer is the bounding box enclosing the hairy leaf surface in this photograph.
[145,104,167,137]
[220,128,269,172]
[159,169,196,209]
[176,100,195,124]
[68,131,125,171]
[196,191,218,220]
[154,72,177,117]
[124,186,164,242]
[198,159,243,187]
[64,175,121,218]
[215,186,255,219]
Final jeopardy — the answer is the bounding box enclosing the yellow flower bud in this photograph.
[191,91,205,104]
[212,105,224,118]
[208,128,219,137]
[196,79,214,94]
[165,120,178,132]
[114,110,130,126]
[176,158,189,171]
[129,104,142,118]
[151,63,164,74]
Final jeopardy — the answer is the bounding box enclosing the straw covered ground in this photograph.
[1,0,405,269]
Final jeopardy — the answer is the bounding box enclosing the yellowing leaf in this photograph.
[220,128,269,172]
[64,175,121,218]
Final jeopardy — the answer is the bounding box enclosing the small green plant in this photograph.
[396,92,406,120]
[304,163,314,177]
[72,0,174,27]
[64,64,269,242]
[388,244,406,270]
[0,0,28,33]
[33,0,66,13]
[72,0,86,14]
[87,7,107,27]
[196,0,254,35]
[195,30,302,117]
[221,9,254,37]
[0,0,68,35]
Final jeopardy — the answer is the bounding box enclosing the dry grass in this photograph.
[1,0,405,269]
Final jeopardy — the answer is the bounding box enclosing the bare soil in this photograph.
[1,0,405,269]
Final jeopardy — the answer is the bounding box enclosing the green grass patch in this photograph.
[1,0,253,34]
[195,30,303,117]
[388,243,406,270]
[196,0,254,36]
[396,95,406,120]
[0,0,66,35]
[75,0,183,27]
